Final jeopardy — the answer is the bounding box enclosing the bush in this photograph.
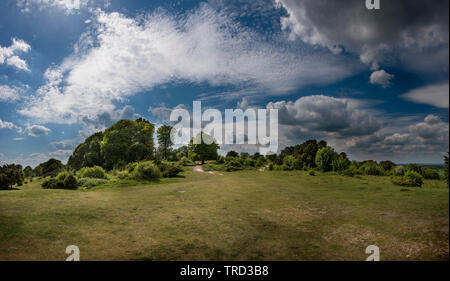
[360,162,385,176]
[395,166,405,176]
[315,147,336,172]
[77,177,108,188]
[341,169,355,177]
[131,162,161,180]
[405,164,424,176]
[332,156,349,172]
[268,163,274,171]
[158,162,182,178]
[256,157,266,167]
[42,171,77,189]
[391,171,424,187]
[224,158,243,172]
[422,168,440,180]
[78,166,107,179]
[283,156,296,171]
[309,170,315,176]
[179,157,195,166]
[245,158,256,167]
[216,156,225,164]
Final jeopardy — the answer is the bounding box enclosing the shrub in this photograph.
[309,170,316,176]
[158,162,182,178]
[315,147,337,172]
[395,166,405,176]
[224,158,243,172]
[268,163,274,171]
[179,156,195,166]
[77,177,108,188]
[256,157,265,167]
[391,171,424,187]
[116,170,130,179]
[283,156,296,171]
[131,162,161,180]
[42,171,77,189]
[361,162,385,176]
[332,156,349,172]
[216,156,225,164]
[78,166,107,179]
[293,158,304,170]
[422,168,440,180]
[405,164,424,176]
[245,158,256,167]
[341,169,355,177]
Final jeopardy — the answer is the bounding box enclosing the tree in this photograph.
[280,140,327,168]
[188,132,219,165]
[157,125,174,160]
[68,132,103,170]
[34,158,64,177]
[0,164,24,189]
[101,119,155,169]
[315,147,337,172]
[23,166,33,178]
[380,160,396,171]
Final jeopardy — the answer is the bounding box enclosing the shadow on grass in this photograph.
[0,187,21,191]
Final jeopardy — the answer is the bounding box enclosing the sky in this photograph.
[0,0,448,167]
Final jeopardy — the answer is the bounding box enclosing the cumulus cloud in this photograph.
[267,95,381,137]
[19,5,357,124]
[275,0,449,73]
[0,85,27,102]
[369,70,394,88]
[25,125,51,136]
[0,38,31,71]
[401,82,449,108]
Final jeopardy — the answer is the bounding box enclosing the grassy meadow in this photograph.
[0,168,448,261]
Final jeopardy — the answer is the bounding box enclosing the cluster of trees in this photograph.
[68,118,155,170]
[0,164,24,190]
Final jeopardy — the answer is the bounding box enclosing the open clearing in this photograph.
[0,169,448,261]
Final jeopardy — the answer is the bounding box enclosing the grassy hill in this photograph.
[0,168,448,261]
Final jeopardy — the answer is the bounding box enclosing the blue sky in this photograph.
[0,0,448,167]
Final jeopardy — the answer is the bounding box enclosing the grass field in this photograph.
[0,169,448,261]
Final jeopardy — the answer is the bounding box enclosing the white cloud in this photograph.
[20,6,357,124]
[0,85,26,102]
[401,82,449,108]
[49,149,73,158]
[13,138,25,141]
[369,70,394,88]
[25,125,51,136]
[0,38,31,71]
[17,0,89,14]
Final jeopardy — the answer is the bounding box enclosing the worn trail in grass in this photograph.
[0,170,448,260]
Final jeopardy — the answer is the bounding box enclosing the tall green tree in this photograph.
[157,125,174,160]
[188,132,219,165]
[0,164,24,189]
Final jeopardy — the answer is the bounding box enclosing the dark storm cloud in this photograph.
[276,0,449,72]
